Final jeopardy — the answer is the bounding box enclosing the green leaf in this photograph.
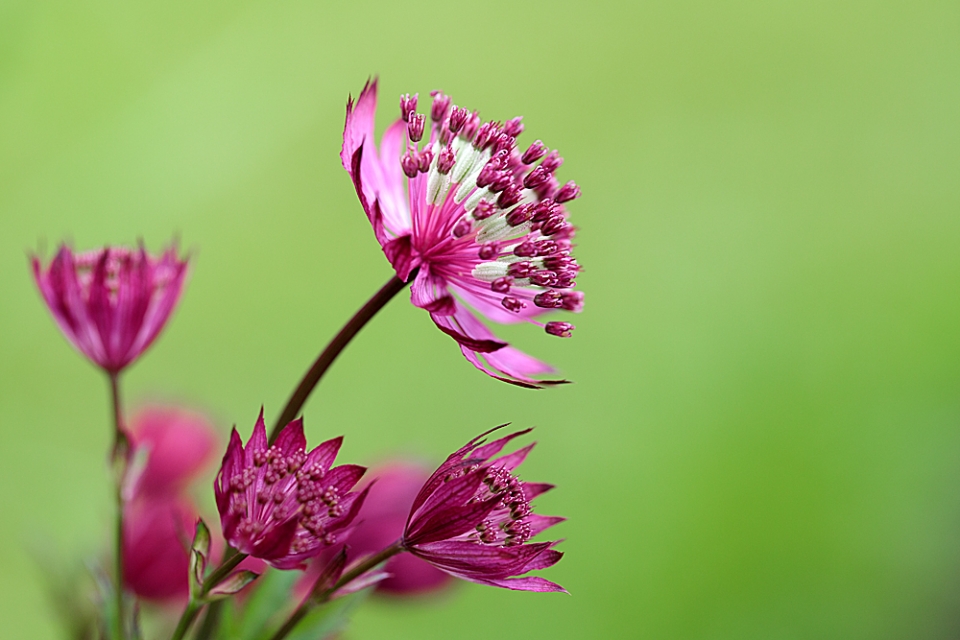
[207,570,260,600]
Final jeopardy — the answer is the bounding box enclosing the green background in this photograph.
[2,0,960,637]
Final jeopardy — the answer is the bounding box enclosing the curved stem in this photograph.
[268,543,404,640]
[108,372,128,640]
[269,273,412,443]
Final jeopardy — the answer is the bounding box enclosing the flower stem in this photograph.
[267,543,404,640]
[269,273,412,443]
[168,549,248,640]
[108,372,129,640]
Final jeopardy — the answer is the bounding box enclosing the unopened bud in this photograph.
[556,180,581,203]
[400,93,418,122]
[407,114,425,142]
[545,321,575,338]
[521,140,547,164]
[430,90,451,122]
[503,117,524,137]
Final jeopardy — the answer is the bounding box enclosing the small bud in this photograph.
[449,106,468,134]
[407,113,425,142]
[491,277,513,293]
[473,121,501,150]
[540,150,564,173]
[513,241,538,257]
[400,93,418,122]
[506,202,533,226]
[535,240,559,256]
[430,90,451,122]
[523,166,551,190]
[473,200,497,220]
[503,116,524,137]
[437,145,456,174]
[501,297,526,313]
[534,290,563,308]
[476,161,500,188]
[543,254,576,271]
[418,148,433,173]
[530,270,558,287]
[540,214,567,236]
[498,185,522,209]
[478,242,500,260]
[401,151,420,178]
[494,133,516,154]
[531,200,558,222]
[556,180,581,203]
[462,111,481,139]
[560,290,584,312]
[521,140,547,164]
[545,321,575,338]
[452,218,472,238]
[491,173,513,194]
[507,261,534,278]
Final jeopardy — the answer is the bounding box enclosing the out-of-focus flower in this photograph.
[122,404,220,601]
[31,243,188,374]
[341,80,583,388]
[214,410,369,570]
[128,405,219,499]
[400,427,565,592]
[300,462,451,596]
[123,497,195,601]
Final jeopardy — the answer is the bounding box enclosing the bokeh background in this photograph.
[2,0,960,637]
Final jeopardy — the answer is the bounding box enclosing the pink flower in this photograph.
[123,497,196,601]
[300,462,451,596]
[214,410,369,570]
[400,427,566,592]
[341,80,584,388]
[128,405,219,499]
[122,405,220,601]
[31,243,188,374]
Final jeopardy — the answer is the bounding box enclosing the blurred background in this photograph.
[2,0,960,637]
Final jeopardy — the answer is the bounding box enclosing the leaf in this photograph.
[206,570,260,600]
[190,519,211,599]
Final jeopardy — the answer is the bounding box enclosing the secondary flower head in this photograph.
[128,405,219,499]
[123,497,196,601]
[31,242,188,374]
[342,80,584,388]
[400,427,566,592]
[214,410,369,570]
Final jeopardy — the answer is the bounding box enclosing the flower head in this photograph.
[122,404,220,601]
[31,242,188,374]
[123,497,196,601]
[214,410,368,570]
[128,405,218,499]
[342,80,584,388]
[400,427,566,592]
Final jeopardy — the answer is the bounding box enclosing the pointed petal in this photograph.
[273,418,306,457]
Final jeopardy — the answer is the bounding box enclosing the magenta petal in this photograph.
[406,497,499,546]
[471,576,567,593]
[273,418,307,457]
[527,514,566,537]
[407,471,486,537]
[130,406,218,499]
[306,436,343,471]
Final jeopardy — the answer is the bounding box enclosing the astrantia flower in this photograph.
[31,243,188,373]
[123,405,219,600]
[123,497,196,601]
[128,405,218,499]
[400,427,566,592]
[341,80,584,388]
[214,410,368,570]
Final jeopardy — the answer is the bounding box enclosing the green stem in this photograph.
[267,543,404,640]
[169,601,200,640]
[168,550,248,640]
[108,372,128,640]
[268,273,411,443]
